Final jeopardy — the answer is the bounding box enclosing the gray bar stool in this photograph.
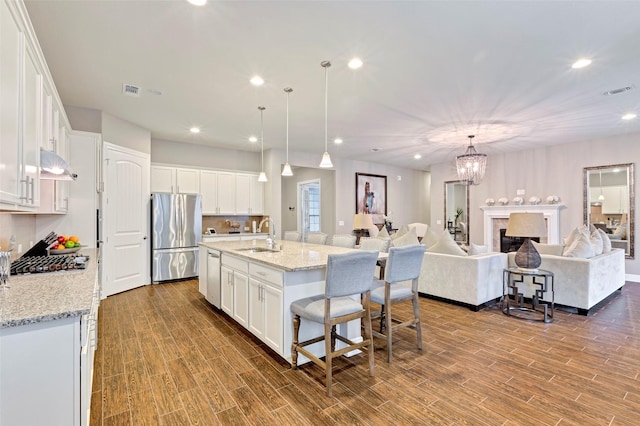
[290,250,378,397]
[370,244,424,362]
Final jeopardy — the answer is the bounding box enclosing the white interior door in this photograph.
[102,142,150,296]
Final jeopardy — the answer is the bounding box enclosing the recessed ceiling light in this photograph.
[249,136,258,143]
[250,76,264,86]
[370,148,380,152]
[348,58,363,69]
[187,0,207,5]
[190,127,200,133]
[622,113,637,120]
[414,154,422,160]
[571,58,592,69]
[334,138,343,144]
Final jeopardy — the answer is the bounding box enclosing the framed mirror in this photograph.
[583,163,634,259]
[444,180,470,245]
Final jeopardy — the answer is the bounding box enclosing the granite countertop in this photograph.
[199,240,386,272]
[0,249,99,329]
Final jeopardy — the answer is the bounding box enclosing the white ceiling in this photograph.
[25,0,640,171]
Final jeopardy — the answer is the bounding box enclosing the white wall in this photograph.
[430,130,640,274]
[102,112,150,154]
[281,167,335,236]
[151,138,260,171]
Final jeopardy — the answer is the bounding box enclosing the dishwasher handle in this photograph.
[208,251,220,258]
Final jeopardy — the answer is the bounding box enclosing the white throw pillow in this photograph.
[598,229,612,253]
[564,225,588,247]
[368,225,379,238]
[378,226,390,239]
[468,243,488,255]
[392,227,419,247]
[613,223,627,239]
[532,241,565,256]
[590,229,604,255]
[426,230,468,256]
[563,231,595,258]
[390,225,409,240]
[422,227,439,249]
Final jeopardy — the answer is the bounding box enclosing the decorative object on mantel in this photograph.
[456,134,487,185]
[546,195,560,204]
[529,196,541,205]
[257,106,268,182]
[281,88,294,177]
[513,197,524,206]
[485,198,495,206]
[506,212,547,270]
[498,197,509,206]
[318,60,333,168]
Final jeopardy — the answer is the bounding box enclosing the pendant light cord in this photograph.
[259,106,265,172]
[285,89,290,162]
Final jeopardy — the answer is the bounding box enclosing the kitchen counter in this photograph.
[203,232,267,237]
[199,240,383,272]
[0,249,98,328]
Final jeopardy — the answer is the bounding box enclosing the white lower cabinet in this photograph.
[0,281,99,426]
[248,276,283,353]
[220,256,249,328]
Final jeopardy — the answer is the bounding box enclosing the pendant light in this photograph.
[319,60,333,168]
[456,135,487,185]
[281,88,293,176]
[257,106,268,182]
[598,170,605,201]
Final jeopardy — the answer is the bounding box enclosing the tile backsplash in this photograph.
[0,213,37,260]
[202,215,267,234]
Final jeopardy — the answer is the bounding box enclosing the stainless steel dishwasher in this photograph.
[206,249,221,308]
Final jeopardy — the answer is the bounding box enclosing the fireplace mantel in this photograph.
[480,204,565,252]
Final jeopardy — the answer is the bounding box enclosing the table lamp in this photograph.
[353,214,375,244]
[505,212,547,271]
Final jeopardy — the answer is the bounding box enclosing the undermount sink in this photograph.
[235,247,279,253]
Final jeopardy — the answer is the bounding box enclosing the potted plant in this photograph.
[455,208,464,225]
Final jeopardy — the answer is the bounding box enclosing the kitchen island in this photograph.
[0,249,99,426]
[199,240,385,363]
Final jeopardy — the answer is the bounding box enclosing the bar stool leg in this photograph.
[291,314,300,369]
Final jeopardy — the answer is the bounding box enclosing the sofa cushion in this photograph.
[469,243,488,255]
[598,229,612,253]
[563,231,595,258]
[390,225,408,240]
[532,241,564,256]
[564,224,588,247]
[378,226,390,238]
[422,227,439,249]
[613,223,627,239]
[590,229,604,255]
[392,227,419,247]
[426,230,467,256]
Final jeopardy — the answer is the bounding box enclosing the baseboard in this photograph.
[625,273,640,283]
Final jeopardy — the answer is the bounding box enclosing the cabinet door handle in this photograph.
[28,177,34,203]
[20,178,28,201]
[256,271,266,276]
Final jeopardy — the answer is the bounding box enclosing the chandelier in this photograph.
[456,135,487,185]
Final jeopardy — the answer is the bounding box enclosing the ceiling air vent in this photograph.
[602,86,633,96]
[122,84,141,97]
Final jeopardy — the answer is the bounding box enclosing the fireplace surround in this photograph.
[481,204,564,252]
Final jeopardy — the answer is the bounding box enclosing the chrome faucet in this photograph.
[258,217,276,245]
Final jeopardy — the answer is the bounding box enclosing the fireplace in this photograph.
[481,204,563,252]
[499,228,540,253]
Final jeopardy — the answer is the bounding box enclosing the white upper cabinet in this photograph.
[236,173,264,215]
[150,165,175,193]
[175,168,199,194]
[200,170,218,214]
[217,172,236,214]
[150,165,200,194]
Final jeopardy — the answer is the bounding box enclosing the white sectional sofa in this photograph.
[507,248,625,315]
[418,251,508,310]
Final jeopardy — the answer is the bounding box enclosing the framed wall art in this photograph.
[355,172,387,224]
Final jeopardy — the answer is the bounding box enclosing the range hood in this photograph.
[40,149,77,181]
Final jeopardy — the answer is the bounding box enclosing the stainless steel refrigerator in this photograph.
[151,193,202,283]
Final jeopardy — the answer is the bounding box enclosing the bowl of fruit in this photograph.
[49,235,82,255]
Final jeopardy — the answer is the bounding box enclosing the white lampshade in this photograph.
[281,162,293,176]
[257,172,268,182]
[319,151,333,168]
[505,213,547,237]
[353,213,374,230]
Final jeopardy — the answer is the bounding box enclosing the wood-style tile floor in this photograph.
[90,279,640,425]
